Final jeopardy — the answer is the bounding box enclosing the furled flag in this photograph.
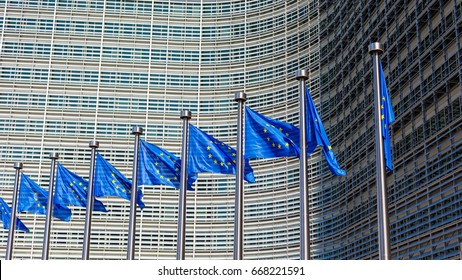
[305,87,346,176]
[94,153,145,209]
[54,163,108,212]
[18,173,72,222]
[379,61,396,171]
[0,197,30,232]
[245,106,300,159]
[188,124,255,183]
[138,140,197,191]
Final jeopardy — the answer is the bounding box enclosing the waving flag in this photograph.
[245,106,300,159]
[379,61,396,171]
[188,124,255,183]
[18,173,72,222]
[0,197,30,232]
[55,163,108,212]
[138,140,197,190]
[305,87,346,176]
[94,153,145,209]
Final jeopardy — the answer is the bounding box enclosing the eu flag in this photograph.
[55,163,108,212]
[18,173,72,222]
[188,124,255,183]
[138,140,197,191]
[245,106,300,159]
[305,87,346,176]
[94,153,145,209]
[379,61,396,171]
[0,197,30,232]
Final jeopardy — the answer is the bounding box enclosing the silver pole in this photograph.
[127,126,143,260]
[234,92,246,260]
[82,140,99,260]
[368,42,391,260]
[5,162,23,260]
[176,109,191,260]
[296,69,310,260]
[42,152,59,260]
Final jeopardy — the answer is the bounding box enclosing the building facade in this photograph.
[0,0,461,260]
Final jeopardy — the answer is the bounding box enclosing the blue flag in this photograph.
[379,61,396,171]
[188,124,255,183]
[94,153,145,209]
[245,106,300,159]
[305,87,346,176]
[0,197,30,232]
[55,163,108,212]
[18,173,72,222]
[138,140,197,191]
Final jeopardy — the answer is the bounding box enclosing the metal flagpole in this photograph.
[369,42,391,260]
[296,69,310,260]
[127,126,143,260]
[42,152,59,260]
[234,92,246,260]
[5,162,23,260]
[176,109,191,260]
[82,140,99,260]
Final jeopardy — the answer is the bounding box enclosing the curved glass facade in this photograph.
[314,0,462,259]
[0,0,318,259]
[1,0,461,260]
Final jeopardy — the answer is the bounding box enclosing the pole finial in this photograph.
[180,109,192,119]
[132,126,144,135]
[49,152,59,159]
[234,92,247,102]
[295,69,309,81]
[13,162,23,170]
[89,140,99,148]
[368,42,384,55]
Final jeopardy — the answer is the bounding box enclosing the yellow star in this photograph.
[267,137,271,141]
[174,176,178,180]
[272,143,276,147]
[263,128,267,133]
[266,124,270,127]
[122,189,126,193]
[84,187,87,190]
[232,152,236,157]
[156,170,160,173]
[111,173,115,177]
[37,203,40,207]
[285,143,289,147]
[214,159,218,164]
[328,145,332,150]
[160,153,164,156]
[155,162,159,166]
[167,178,171,181]
[278,144,281,149]
[116,185,119,189]
[112,179,115,183]
[207,146,211,150]
[285,133,289,136]
[160,175,164,179]
[279,127,283,131]
[220,162,224,166]
[79,182,82,186]
[70,183,73,186]
[208,153,213,158]
[381,115,385,119]
[228,162,231,166]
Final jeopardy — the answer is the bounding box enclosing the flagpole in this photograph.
[127,126,143,260]
[5,162,23,260]
[234,92,246,260]
[369,42,391,260]
[296,69,311,260]
[42,152,59,260]
[177,109,191,260]
[82,140,99,260]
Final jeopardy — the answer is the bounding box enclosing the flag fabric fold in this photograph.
[55,163,108,212]
[305,87,346,176]
[0,197,30,232]
[138,140,197,191]
[245,106,300,159]
[188,124,255,183]
[379,61,396,172]
[94,153,145,209]
[18,173,72,222]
